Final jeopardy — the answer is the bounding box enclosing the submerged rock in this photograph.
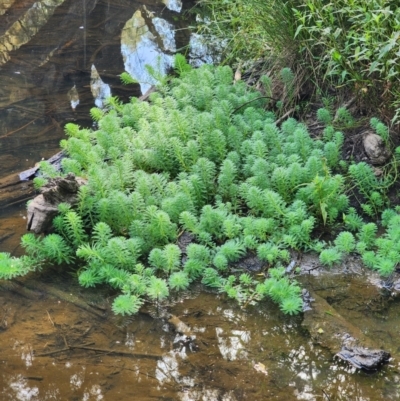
[67,85,79,110]
[27,173,86,233]
[336,343,390,371]
[301,289,314,312]
[302,291,390,371]
[162,0,182,13]
[230,252,264,272]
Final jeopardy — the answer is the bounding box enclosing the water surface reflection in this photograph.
[1,272,400,400]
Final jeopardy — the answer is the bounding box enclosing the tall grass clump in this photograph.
[195,0,400,123]
[194,0,301,65]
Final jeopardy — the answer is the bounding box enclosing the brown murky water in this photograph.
[2,262,400,400]
[2,0,400,399]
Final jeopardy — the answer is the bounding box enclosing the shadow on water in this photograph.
[2,0,400,399]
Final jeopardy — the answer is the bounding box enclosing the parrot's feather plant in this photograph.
[1,55,399,316]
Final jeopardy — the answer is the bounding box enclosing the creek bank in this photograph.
[297,254,394,371]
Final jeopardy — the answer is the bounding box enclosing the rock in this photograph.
[27,173,87,233]
[363,132,391,165]
[335,343,390,371]
[90,65,111,109]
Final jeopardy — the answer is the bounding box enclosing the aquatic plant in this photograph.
[2,54,399,315]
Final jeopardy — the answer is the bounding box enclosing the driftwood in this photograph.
[27,173,87,233]
[36,344,161,359]
[0,280,43,301]
[0,173,35,209]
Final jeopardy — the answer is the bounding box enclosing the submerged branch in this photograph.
[36,344,161,359]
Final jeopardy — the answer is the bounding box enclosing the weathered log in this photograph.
[0,151,66,209]
[0,279,43,300]
[0,173,35,209]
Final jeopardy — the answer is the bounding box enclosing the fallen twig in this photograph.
[275,107,296,125]
[46,310,55,327]
[0,116,42,139]
[232,95,279,114]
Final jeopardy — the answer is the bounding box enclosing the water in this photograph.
[1,270,400,400]
[2,0,400,399]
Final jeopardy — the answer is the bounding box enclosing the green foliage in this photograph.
[173,54,192,76]
[196,0,400,127]
[194,0,299,64]
[33,176,48,189]
[169,271,190,290]
[349,162,380,195]
[263,267,302,314]
[147,277,169,300]
[42,234,74,264]
[319,248,342,268]
[335,107,355,129]
[32,161,60,189]
[37,160,59,179]
[371,117,389,144]
[5,60,400,319]
[120,72,138,85]
[317,108,332,126]
[112,294,143,315]
[90,107,104,123]
[20,232,73,266]
[0,253,29,279]
[334,232,355,254]
[292,0,400,91]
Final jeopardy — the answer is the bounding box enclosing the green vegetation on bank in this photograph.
[195,0,400,122]
[1,56,400,317]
